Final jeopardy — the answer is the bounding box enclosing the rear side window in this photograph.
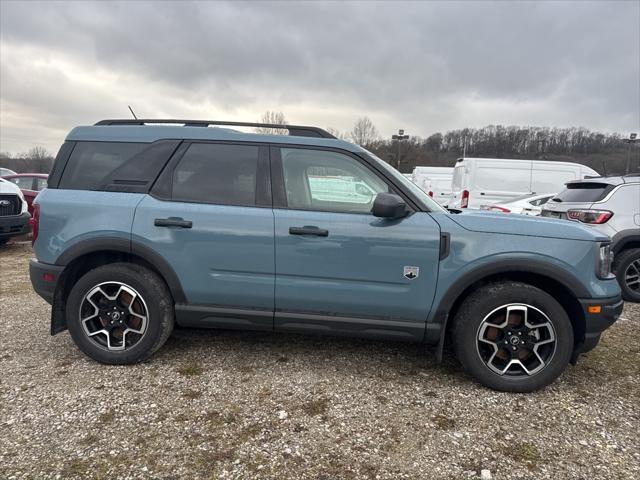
[58,140,180,192]
[172,143,259,206]
[59,142,147,190]
[552,183,615,203]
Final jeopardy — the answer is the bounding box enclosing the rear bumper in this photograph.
[573,295,624,359]
[29,258,64,305]
[0,212,30,237]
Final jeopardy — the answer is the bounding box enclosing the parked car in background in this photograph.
[28,118,623,393]
[0,177,31,244]
[447,157,598,209]
[411,167,453,203]
[0,167,18,176]
[1,173,48,216]
[542,175,640,302]
[481,193,555,216]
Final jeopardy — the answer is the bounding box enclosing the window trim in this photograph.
[150,140,272,208]
[270,145,417,215]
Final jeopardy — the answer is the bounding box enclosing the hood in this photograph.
[449,210,609,242]
[0,178,23,196]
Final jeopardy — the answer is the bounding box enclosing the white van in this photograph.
[411,166,454,204]
[447,157,598,209]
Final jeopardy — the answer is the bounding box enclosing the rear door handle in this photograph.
[289,226,329,237]
[154,217,193,228]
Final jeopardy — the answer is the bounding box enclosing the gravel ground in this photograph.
[1,241,639,480]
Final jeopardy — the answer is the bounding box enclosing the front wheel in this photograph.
[66,263,174,364]
[452,282,573,392]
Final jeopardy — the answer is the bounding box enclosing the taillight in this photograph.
[567,209,613,224]
[428,191,434,197]
[461,190,470,208]
[30,203,40,246]
[488,206,511,213]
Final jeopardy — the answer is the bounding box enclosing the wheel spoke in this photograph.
[476,303,557,377]
[79,281,149,352]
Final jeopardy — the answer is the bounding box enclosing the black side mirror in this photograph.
[372,193,408,219]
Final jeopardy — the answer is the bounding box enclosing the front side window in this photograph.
[35,177,48,191]
[172,143,259,206]
[280,148,388,214]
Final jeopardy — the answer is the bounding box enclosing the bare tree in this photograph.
[255,111,288,135]
[326,127,349,140]
[350,117,379,147]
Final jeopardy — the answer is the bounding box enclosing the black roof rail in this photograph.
[94,119,336,139]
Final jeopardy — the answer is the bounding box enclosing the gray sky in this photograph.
[1,0,639,154]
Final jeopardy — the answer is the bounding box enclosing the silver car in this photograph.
[542,175,640,302]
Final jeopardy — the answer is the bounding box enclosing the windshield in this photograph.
[365,152,448,213]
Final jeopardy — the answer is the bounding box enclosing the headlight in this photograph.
[597,243,614,279]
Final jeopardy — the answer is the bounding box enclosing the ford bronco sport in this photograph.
[29,119,623,392]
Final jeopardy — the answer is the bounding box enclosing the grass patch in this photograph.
[183,389,203,400]
[99,409,115,424]
[506,442,542,467]
[177,361,205,376]
[300,397,330,417]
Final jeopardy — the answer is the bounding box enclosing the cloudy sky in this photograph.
[1,0,639,154]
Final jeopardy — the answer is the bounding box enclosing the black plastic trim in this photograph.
[29,259,64,305]
[610,231,640,254]
[274,311,425,341]
[439,232,450,260]
[175,304,273,330]
[54,237,187,304]
[578,295,623,335]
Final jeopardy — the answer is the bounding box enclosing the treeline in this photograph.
[348,122,637,175]
[0,147,54,174]
[1,118,637,176]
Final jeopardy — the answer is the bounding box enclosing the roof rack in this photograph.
[94,119,336,139]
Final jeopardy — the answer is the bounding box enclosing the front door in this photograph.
[271,146,441,340]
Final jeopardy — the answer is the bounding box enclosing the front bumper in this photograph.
[573,294,624,359]
[29,258,64,305]
[0,212,30,238]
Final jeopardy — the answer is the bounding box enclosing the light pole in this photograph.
[625,133,638,174]
[392,129,409,171]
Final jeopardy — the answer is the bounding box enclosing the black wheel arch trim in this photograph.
[54,237,187,304]
[611,231,640,254]
[429,258,592,361]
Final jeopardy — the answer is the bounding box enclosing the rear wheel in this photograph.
[614,248,640,302]
[452,282,573,392]
[66,263,174,364]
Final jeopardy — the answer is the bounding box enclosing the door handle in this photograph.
[289,226,329,237]
[154,217,193,228]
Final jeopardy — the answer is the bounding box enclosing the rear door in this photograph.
[132,142,275,329]
[271,146,441,340]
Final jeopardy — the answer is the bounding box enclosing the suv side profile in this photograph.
[541,176,640,302]
[30,119,623,392]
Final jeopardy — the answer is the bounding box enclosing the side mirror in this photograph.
[372,193,408,219]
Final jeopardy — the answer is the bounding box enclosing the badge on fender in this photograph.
[404,266,419,280]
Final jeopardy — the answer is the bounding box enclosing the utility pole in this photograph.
[625,133,638,174]
[392,129,409,171]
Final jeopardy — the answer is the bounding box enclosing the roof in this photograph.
[66,122,364,153]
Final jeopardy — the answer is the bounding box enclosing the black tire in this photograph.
[613,248,640,303]
[66,263,174,364]
[452,282,573,392]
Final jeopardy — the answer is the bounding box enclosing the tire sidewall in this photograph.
[66,264,172,364]
[615,249,640,302]
[455,283,574,392]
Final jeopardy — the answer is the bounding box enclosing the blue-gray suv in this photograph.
[29,119,624,392]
